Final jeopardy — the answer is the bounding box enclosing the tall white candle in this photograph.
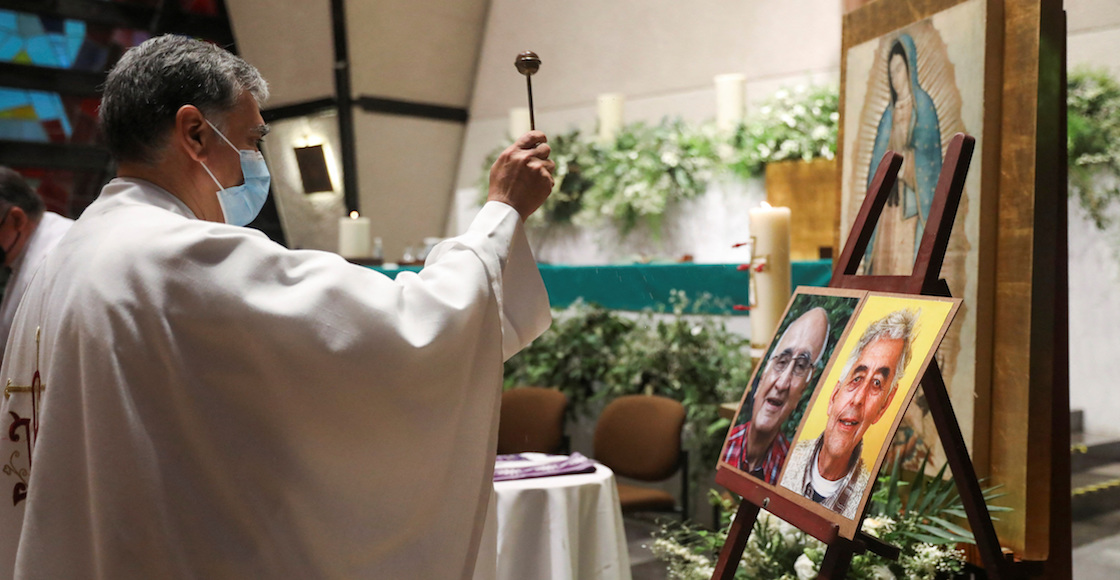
[597,93,624,143]
[509,107,531,139]
[714,73,746,131]
[748,203,792,349]
[339,211,371,258]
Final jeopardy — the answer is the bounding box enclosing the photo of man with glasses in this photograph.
[723,307,831,484]
[722,291,862,485]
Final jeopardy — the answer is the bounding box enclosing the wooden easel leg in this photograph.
[710,501,760,580]
[922,362,1013,579]
[817,538,856,580]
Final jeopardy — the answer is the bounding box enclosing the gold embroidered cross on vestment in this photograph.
[4,327,44,506]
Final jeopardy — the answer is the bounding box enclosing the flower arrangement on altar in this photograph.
[649,458,1010,580]
[483,67,1120,240]
[723,84,840,180]
[479,84,840,234]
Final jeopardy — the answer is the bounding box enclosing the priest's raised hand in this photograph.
[487,130,555,221]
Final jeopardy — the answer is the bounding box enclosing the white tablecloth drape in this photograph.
[473,463,633,580]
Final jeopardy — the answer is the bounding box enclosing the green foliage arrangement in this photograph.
[479,84,839,235]
[483,70,1120,236]
[540,129,597,225]
[725,84,840,180]
[579,120,720,235]
[600,291,752,474]
[1068,67,1120,228]
[651,457,1009,579]
[502,299,636,417]
[502,293,752,472]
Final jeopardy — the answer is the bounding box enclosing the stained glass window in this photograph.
[1,1,232,217]
[0,9,147,144]
[0,9,149,72]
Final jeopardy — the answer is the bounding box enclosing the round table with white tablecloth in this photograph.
[472,460,632,580]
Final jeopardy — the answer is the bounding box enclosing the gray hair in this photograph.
[99,35,269,164]
[0,167,45,221]
[840,309,917,393]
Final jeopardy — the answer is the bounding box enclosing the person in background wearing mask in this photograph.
[0,168,73,358]
[0,35,554,578]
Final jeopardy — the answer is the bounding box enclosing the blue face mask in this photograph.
[199,119,271,226]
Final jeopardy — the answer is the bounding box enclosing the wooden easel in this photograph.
[712,133,1039,579]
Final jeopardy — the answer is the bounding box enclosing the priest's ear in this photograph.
[174,104,211,163]
[5,206,29,230]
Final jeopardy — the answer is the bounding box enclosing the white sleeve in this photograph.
[424,201,551,360]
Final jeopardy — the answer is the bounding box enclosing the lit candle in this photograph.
[748,203,792,349]
[597,93,624,143]
[714,73,746,131]
[339,211,371,258]
[509,107,532,139]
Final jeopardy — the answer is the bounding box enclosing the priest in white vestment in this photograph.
[0,168,75,359]
[0,36,554,579]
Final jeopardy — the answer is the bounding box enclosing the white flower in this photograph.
[860,516,894,538]
[794,554,817,580]
[778,524,801,548]
[870,564,896,579]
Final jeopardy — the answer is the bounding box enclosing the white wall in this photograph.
[1066,0,1120,436]
[453,0,843,227]
[227,0,334,108]
[261,112,348,251]
[227,0,490,261]
[228,0,844,259]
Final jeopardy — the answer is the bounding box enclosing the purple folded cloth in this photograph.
[493,452,597,482]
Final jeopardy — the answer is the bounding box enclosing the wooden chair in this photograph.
[594,394,689,520]
[497,386,569,455]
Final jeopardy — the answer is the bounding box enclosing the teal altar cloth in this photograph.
[368,260,833,315]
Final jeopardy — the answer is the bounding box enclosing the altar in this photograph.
[369,260,833,314]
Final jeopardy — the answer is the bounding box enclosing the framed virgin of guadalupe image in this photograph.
[838,0,1003,487]
[718,287,864,486]
[776,293,960,536]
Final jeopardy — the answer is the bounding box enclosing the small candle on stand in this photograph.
[339,211,371,259]
[714,73,746,132]
[748,202,792,349]
[597,93,624,143]
[509,107,532,139]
